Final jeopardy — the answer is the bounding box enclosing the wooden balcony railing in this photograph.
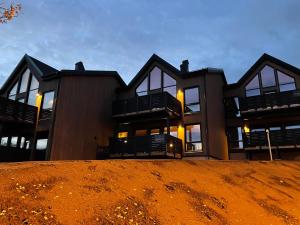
[244,129,300,148]
[240,90,300,113]
[225,90,300,118]
[228,129,300,153]
[39,109,53,120]
[0,146,32,162]
[109,134,182,158]
[112,92,182,118]
[0,97,38,124]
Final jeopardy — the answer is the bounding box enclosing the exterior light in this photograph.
[169,143,174,148]
[124,140,128,144]
[243,125,250,133]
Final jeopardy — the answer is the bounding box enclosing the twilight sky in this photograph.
[0,0,300,85]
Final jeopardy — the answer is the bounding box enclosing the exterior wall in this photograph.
[205,73,228,159]
[50,75,121,160]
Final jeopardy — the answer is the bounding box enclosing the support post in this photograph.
[266,129,273,161]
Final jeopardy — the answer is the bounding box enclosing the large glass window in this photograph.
[163,73,176,97]
[28,76,39,106]
[261,65,276,87]
[245,65,297,96]
[42,91,55,110]
[10,137,18,147]
[278,71,296,92]
[136,77,148,96]
[150,67,161,90]
[0,137,8,146]
[8,82,18,100]
[245,75,260,97]
[135,67,177,97]
[36,139,48,150]
[184,87,200,113]
[185,124,202,152]
[164,126,178,138]
[19,69,30,93]
[228,127,244,149]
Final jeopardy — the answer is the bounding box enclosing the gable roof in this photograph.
[226,53,300,89]
[0,54,58,92]
[127,54,181,88]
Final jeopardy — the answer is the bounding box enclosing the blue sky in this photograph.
[0,0,299,85]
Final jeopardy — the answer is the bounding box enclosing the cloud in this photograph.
[0,0,299,86]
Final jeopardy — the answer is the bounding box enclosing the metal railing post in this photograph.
[266,129,273,161]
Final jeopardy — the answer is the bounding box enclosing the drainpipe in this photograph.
[266,129,273,161]
[204,73,210,159]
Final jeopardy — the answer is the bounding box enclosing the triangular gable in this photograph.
[127,54,180,89]
[228,53,300,88]
[0,54,58,93]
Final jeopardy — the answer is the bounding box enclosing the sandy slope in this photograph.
[0,160,299,225]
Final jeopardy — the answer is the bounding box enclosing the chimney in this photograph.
[75,61,85,71]
[180,60,189,73]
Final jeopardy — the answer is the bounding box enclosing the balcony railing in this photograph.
[228,129,300,153]
[0,146,32,162]
[112,92,182,119]
[109,134,182,158]
[225,90,300,118]
[244,129,300,148]
[0,97,38,124]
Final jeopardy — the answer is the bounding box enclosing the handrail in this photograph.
[0,96,38,124]
[112,92,181,117]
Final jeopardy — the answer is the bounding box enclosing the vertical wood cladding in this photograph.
[50,75,120,160]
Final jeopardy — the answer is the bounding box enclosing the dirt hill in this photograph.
[0,160,299,225]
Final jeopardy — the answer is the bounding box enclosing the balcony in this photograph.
[109,134,182,158]
[240,90,300,114]
[244,129,300,148]
[228,129,300,153]
[112,92,182,120]
[225,90,300,118]
[0,96,38,125]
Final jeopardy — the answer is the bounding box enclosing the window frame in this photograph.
[244,64,297,97]
[184,86,201,114]
[184,123,203,153]
[135,66,177,97]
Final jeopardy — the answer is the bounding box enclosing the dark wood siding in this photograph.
[50,75,121,160]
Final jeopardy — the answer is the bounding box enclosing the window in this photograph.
[36,139,48,150]
[163,73,176,97]
[135,67,177,97]
[135,130,147,136]
[278,71,296,92]
[28,76,39,106]
[19,69,30,93]
[118,132,128,138]
[184,87,200,113]
[261,65,276,87]
[10,137,18,147]
[246,75,260,97]
[285,125,300,130]
[20,137,25,148]
[228,127,244,149]
[234,97,240,117]
[18,98,25,103]
[164,126,178,137]
[42,91,55,110]
[136,77,148,96]
[150,129,160,135]
[185,124,202,152]
[0,137,8,146]
[149,67,161,90]
[8,82,18,100]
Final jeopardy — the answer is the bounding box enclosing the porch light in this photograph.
[169,143,174,148]
[124,140,128,144]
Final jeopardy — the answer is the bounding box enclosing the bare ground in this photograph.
[0,160,299,225]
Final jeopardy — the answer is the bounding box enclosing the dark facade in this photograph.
[0,53,299,161]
